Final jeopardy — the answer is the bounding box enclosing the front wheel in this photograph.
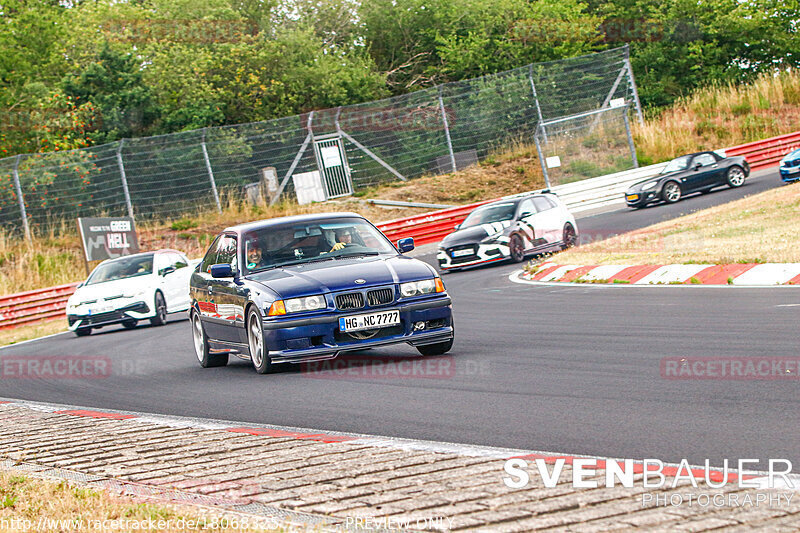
[509,234,525,263]
[662,181,682,203]
[192,312,227,368]
[726,165,745,188]
[150,292,167,326]
[247,309,272,374]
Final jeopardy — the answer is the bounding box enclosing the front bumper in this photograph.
[437,243,509,270]
[625,190,657,207]
[262,296,454,363]
[780,167,800,182]
[67,301,152,330]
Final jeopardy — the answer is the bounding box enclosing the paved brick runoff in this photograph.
[520,262,800,286]
[1,402,798,532]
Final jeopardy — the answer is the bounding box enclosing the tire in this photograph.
[726,165,745,188]
[192,311,227,368]
[74,327,92,337]
[121,319,137,329]
[509,234,525,263]
[150,291,167,326]
[561,223,577,250]
[662,181,682,203]
[247,308,272,374]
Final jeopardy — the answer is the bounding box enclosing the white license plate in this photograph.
[339,310,400,332]
[451,249,473,257]
[88,306,113,315]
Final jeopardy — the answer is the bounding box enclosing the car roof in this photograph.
[478,191,556,209]
[224,212,366,234]
[97,249,183,265]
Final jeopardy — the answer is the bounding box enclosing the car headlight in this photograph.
[400,278,445,297]
[641,181,657,191]
[269,294,327,315]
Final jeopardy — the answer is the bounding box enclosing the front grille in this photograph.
[85,310,124,325]
[367,288,394,306]
[336,292,365,310]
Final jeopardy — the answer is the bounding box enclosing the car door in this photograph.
[685,153,718,192]
[532,196,561,245]
[515,199,539,250]
[206,234,247,344]
[193,235,221,326]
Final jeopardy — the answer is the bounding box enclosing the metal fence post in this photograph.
[533,126,551,189]
[623,110,639,168]
[438,86,457,173]
[116,139,135,219]
[201,128,222,213]
[624,45,644,125]
[12,155,31,242]
[528,65,547,143]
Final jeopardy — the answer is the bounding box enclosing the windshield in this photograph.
[460,203,517,229]
[86,254,153,285]
[242,217,397,272]
[661,156,691,174]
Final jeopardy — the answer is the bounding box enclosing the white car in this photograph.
[66,249,193,336]
[437,192,578,271]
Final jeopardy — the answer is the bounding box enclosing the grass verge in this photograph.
[0,471,278,532]
[551,182,800,265]
[0,319,68,348]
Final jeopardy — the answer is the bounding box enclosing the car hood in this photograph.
[629,173,673,191]
[70,276,154,303]
[441,222,511,247]
[246,255,436,298]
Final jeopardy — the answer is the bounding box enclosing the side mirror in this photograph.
[159,266,176,277]
[694,162,702,170]
[397,237,415,253]
[454,224,461,231]
[210,263,234,278]
[519,211,533,219]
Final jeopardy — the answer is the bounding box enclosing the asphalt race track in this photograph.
[2,168,798,469]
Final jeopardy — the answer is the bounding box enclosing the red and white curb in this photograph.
[1,397,797,491]
[514,262,800,286]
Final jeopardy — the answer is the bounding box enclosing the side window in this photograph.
[518,199,536,218]
[216,236,238,272]
[694,154,715,167]
[173,253,189,269]
[533,197,552,212]
[201,236,222,273]
[545,197,558,209]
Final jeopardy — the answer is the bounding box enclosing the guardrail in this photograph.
[3,130,797,332]
[723,130,800,171]
[0,282,80,330]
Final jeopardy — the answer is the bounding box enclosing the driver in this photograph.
[246,241,263,269]
[329,228,353,252]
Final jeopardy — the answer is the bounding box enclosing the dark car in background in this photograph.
[437,192,578,271]
[779,148,800,183]
[625,151,749,208]
[189,213,454,373]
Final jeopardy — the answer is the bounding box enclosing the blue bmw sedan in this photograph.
[189,213,454,373]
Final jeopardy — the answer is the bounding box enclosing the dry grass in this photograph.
[0,471,273,532]
[0,319,68,347]
[552,183,800,265]
[635,70,800,164]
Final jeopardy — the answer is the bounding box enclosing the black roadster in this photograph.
[625,151,750,208]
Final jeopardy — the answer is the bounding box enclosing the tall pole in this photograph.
[116,139,135,219]
[529,65,547,143]
[534,126,551,189]
[623,109,639,168]
[12,154,31,242]
[624,45,644,125]
[438,86,457,173]
[201,128,222,213]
